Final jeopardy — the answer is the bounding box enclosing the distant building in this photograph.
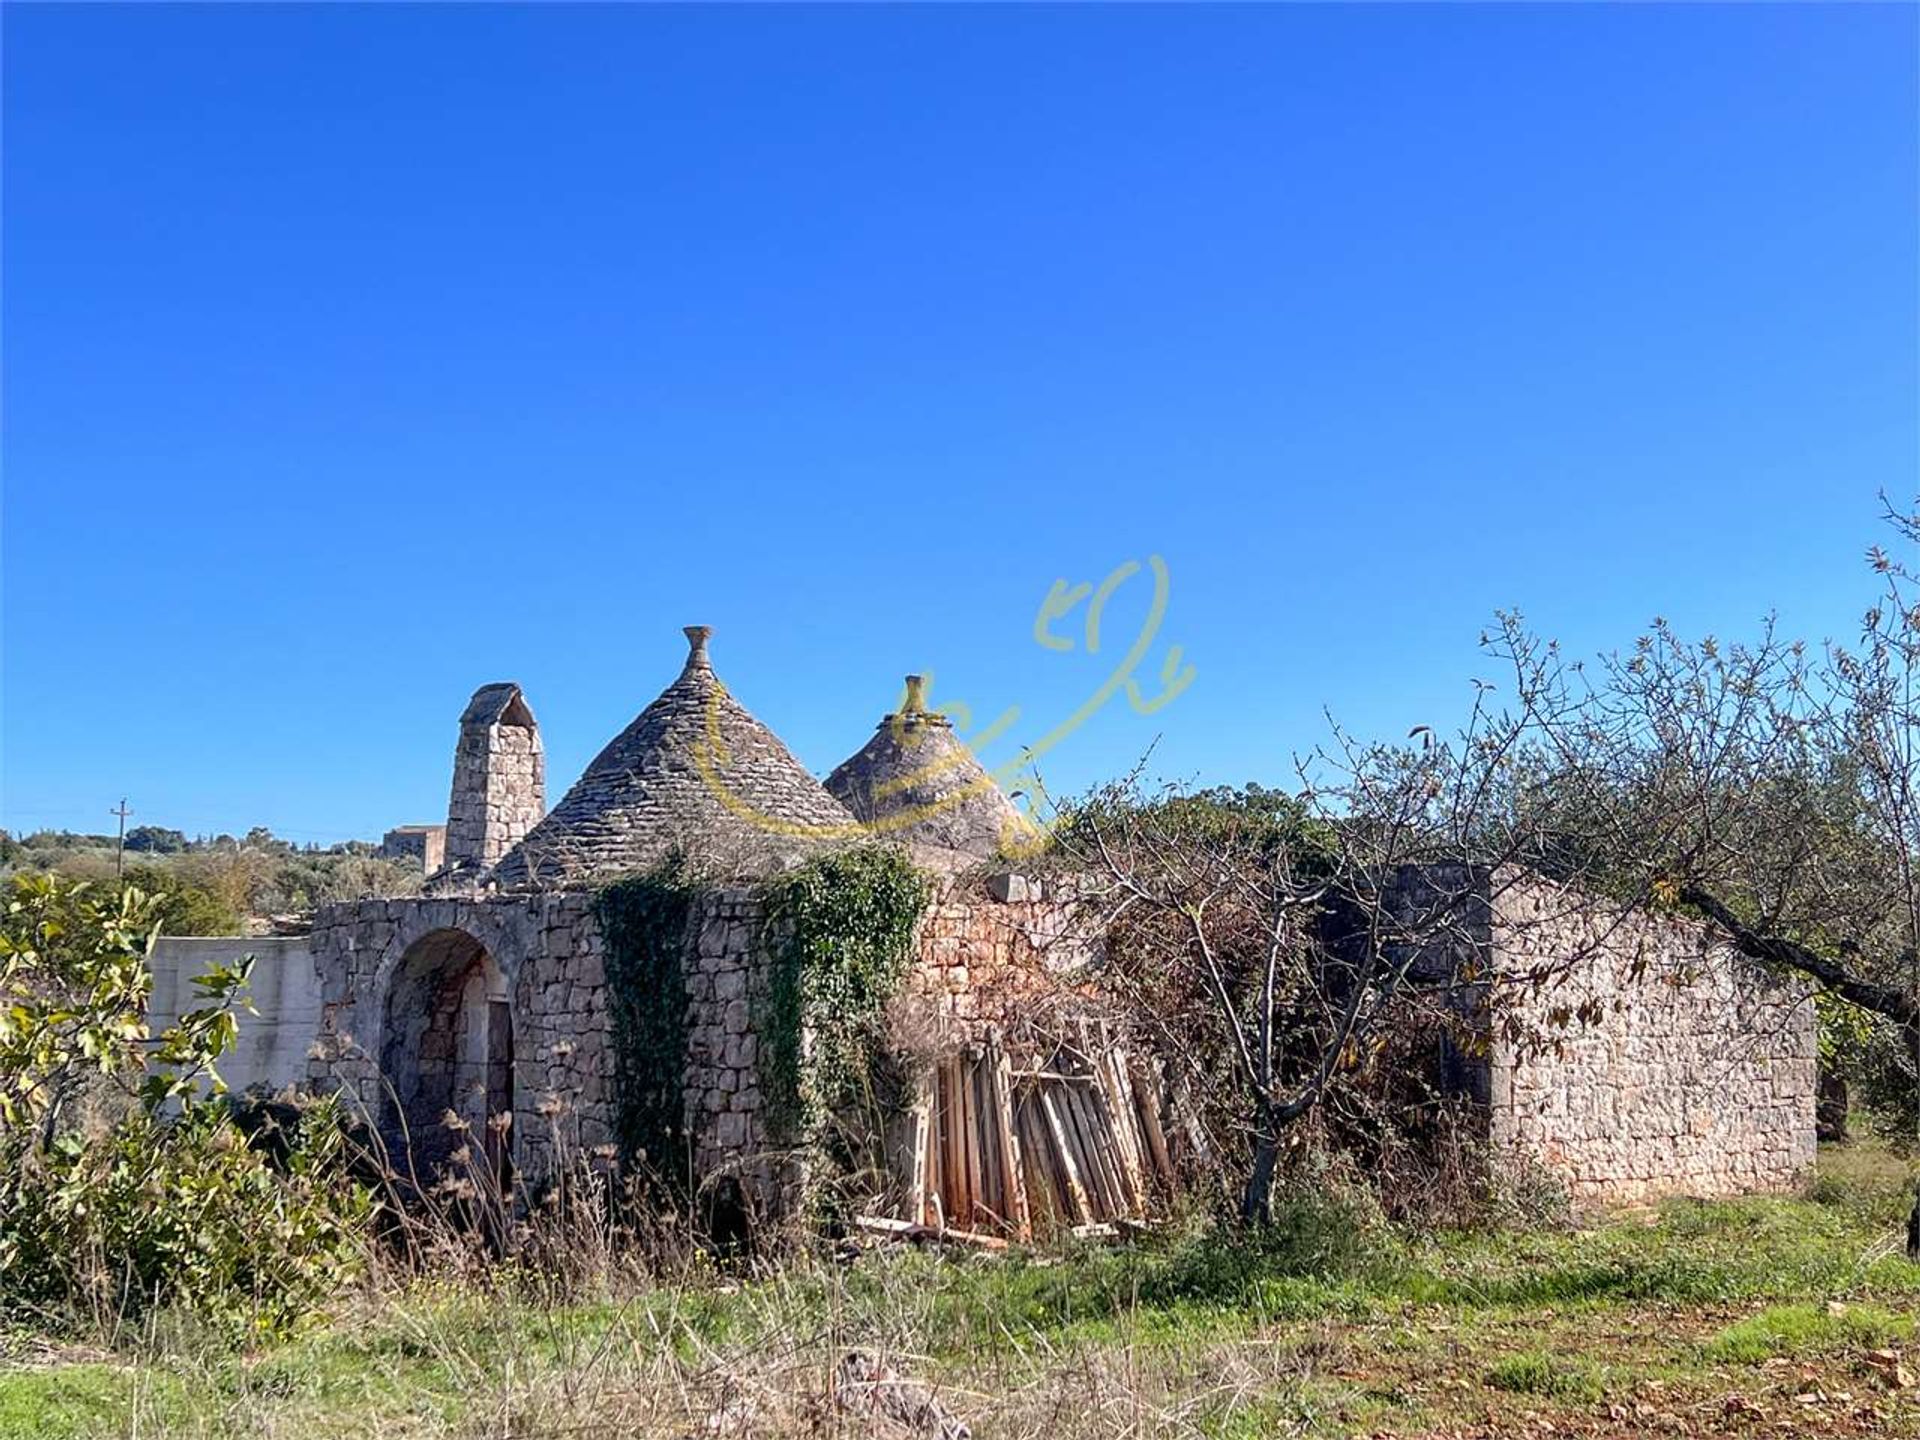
[377,824,445,873]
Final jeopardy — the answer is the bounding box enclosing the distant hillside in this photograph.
[0,825,422,935]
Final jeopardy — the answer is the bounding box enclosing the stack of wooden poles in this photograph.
[898,1024,1181,1240]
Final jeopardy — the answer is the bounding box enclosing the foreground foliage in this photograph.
[4,1143,1915,1439]
[0,874,370,1336]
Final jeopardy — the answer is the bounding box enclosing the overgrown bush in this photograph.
[758,845,928,1216]
[592,857,698,1190]
[1,1097,372,1334]
[0,873,372,1335]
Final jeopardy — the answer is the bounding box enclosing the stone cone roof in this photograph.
[488,627,857,888]
[826,676,1035,862]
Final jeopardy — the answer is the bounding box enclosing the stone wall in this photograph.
[302,893,615,1180]
[676,876,1088,1201]
[1486,874,1816,1202]
[190,862,1815,1211]
[444,684,546,874]
[681,889,771,1187]
[379,825,447,873]
[298,878,1079,1197]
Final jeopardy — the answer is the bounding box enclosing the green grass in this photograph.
[1702,1301,1915,1364]
[1484,1349,1608,1403]
[2,1142,1916,1439]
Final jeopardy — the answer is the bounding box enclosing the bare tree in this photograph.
[1062,499,1918,1223]
[1464,500,1920,1097]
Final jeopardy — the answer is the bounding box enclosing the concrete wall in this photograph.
[148,936,322,1096]
[1486,874,1817,1202]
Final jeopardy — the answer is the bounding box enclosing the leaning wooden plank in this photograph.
[952,1052,977,1229]
[933,1053,951,1224]
[1015,1095,1061,1232]
[907,1086,932,1226]
[946,1056,967,1224]
[1075,1073,1127,1217]
[1067,1075,1121,1221]
[1061,1080,1117,1220]
[990,1045,1031,1241]
[1038,1085,1093,1225]
[1127,1057,1176,1187]
[1103,1050,1148,1211]
[1091,1073,1141,1216]
[971,1053,1000,1229]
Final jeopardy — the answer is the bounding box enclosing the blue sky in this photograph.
[4,4,1915,845]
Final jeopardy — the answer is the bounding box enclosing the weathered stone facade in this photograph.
[1483,875,1816,1202]
[172,859,1815,1212]
[676,878,1094,1191]
[149,635,1818,1217]
[285,874,1090,1202]
[301,893,615,1180]
[378,824,446,873]
[443,683,545,876]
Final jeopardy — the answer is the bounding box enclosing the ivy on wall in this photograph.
[591,857,697,1190]
[757,846,930,1165]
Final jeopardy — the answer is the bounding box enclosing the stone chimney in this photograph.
[444,682,545,873]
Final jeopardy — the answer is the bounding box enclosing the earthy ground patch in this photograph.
[3,1143,1916,1438]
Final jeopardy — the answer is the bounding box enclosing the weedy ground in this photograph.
[3,1143,1917,1440]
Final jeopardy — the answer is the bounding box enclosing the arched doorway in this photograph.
[380,928,514,1190]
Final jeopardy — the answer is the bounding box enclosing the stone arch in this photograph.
[379,927,515,1188]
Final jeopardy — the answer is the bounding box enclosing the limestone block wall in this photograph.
[905,877,1097,1035]
[444,685,546,873]
[681,889,770,1186]
[287,873,1077,1201]
[303,893,615,1180]
[1486,875,1817,1202]
[677,876,1086,1194]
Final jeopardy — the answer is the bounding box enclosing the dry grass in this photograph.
[5,1142,1920,1439]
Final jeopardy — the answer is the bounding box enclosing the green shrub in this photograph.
[592,859,697,1188]
[757,845,928,1213]
[0,873,372,1336]
[0,1097,372,1335]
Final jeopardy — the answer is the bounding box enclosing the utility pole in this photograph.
[110,798,132,882]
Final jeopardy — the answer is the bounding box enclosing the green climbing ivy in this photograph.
[592,856,697,1189]
[757,846,930,1159]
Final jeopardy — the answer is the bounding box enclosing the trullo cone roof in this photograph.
[489,627,856,888]
[826,676,1035,862]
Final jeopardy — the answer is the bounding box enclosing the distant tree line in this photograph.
[0,823,421,936]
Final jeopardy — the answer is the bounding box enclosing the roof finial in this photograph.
[903,674,928,715]
[683,625,713,673]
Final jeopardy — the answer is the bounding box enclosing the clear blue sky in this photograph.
[4,4,1915,845]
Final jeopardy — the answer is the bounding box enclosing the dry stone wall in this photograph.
[300,876,1079,1200]
[274,861,1814,1211]
[1486,875,1816,1202]
[676,876,1087,1201]
[303,893,614,1180]
[444,685,546,874]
